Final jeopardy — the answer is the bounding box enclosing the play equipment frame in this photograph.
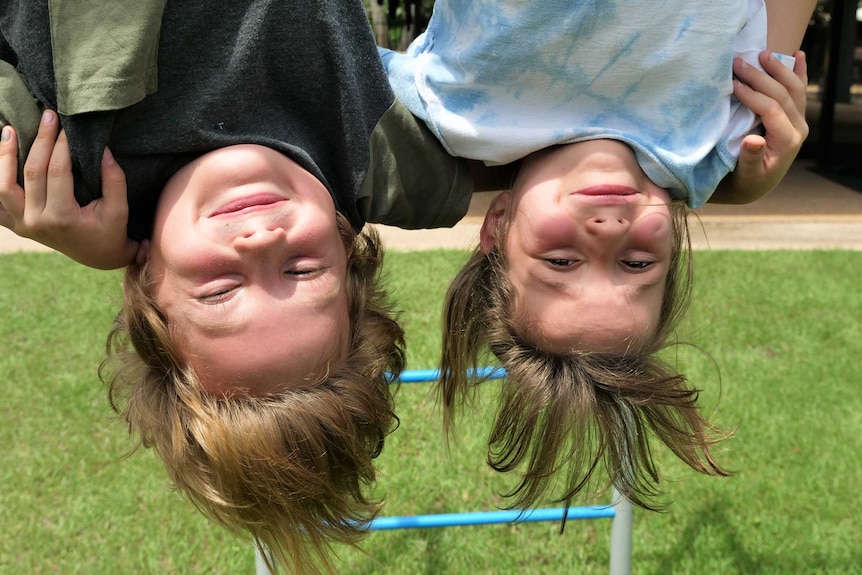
[254,368,633,575]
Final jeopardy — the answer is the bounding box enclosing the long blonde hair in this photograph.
[440,202,730,510]
[101,219,403,574]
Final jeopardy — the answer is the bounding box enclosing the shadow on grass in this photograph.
[341,527,449,575]
[648,499,862,575]
[648,500,760,574]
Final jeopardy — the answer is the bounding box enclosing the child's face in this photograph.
[143,145,349,396]
[481,140,673,354]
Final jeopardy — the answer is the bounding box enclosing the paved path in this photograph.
[373,160,862,251]
[2,161,862,255]
[373,216,862,252]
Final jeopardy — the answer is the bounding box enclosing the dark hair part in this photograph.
[100,217,404,574]
[440,201,730,511]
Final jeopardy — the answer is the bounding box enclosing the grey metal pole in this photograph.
[254,545,273,575]
[609,488,633,575]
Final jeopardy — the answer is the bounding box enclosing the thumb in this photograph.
[736,134,766,175]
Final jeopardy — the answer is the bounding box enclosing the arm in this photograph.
[764,0,819,55]
[0,110,138,269]
[709,0,817,204]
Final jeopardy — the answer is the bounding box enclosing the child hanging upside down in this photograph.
[0,1,486,573]
[378,0,816,510]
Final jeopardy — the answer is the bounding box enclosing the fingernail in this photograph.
[1,126,10,143]
[102,147,115,166]
[42,110,54,124]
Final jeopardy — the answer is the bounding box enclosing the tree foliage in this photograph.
[366,0,435,49]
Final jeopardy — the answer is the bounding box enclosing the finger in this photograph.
[735,55,798,109]
[732,78,783,120]
[734,77,807,147]
[43,129,77,216]
[22,110,61,214]
[98,147,129,218]
[791,50,808,88]
[756,51,807,119]
[0,125,25,223]
[733,78,803,154]
[733,56,805,126]
[93,147,131,247]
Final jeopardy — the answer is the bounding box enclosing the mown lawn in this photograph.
[1,249,860,574]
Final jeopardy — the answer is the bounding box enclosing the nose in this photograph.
[584,214,630,238]
[232,226,288,254]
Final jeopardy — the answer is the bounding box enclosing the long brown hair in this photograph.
[440,202,730,510]
[100,219,404,574]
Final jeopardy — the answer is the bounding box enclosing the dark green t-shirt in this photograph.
[0,0,472,240]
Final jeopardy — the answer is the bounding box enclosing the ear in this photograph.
[479,192,510,254]
[135,239,151,266]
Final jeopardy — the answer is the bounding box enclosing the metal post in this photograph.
[254,545,273,575]
[250,370,632,574]
[818,0,858,170]
[609,488,633,575]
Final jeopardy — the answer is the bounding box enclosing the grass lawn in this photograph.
[1,249,860,574]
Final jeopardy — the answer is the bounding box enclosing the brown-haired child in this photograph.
[0,1,476,572]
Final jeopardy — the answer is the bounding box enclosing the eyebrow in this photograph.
[529,267,665,297]
[184,311,243,336]
[532,273,581,296]
[174,296,246,336]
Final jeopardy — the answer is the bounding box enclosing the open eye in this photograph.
[622,260,653,270]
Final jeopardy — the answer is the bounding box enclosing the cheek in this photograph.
[631,211,672,250]
[513,210,574,252]
[291,207,341,247]
[150,234,230,291]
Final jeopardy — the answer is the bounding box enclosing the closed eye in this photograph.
[286,267,327,279]
[199,285,238,304]
[545,258,577,268]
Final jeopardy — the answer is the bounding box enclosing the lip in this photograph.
[571,185,640,205]
[210,193,288,217]
[573,185,639,196]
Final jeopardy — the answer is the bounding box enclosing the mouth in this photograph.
[210,193,288,217]
[572,185,639,196]
[571,185,640,205]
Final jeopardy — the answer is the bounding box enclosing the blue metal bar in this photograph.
[253,367,633,575]
[396,366,507,383]
[369,505,615,531]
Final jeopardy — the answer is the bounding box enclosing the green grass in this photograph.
[1,249,860,574]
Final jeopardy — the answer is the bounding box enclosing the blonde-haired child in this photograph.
[0,1,476,572]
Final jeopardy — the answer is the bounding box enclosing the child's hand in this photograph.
[714,50,809,204]
[0,111,138,270]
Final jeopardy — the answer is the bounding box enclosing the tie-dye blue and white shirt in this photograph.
[379,0,788,208]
